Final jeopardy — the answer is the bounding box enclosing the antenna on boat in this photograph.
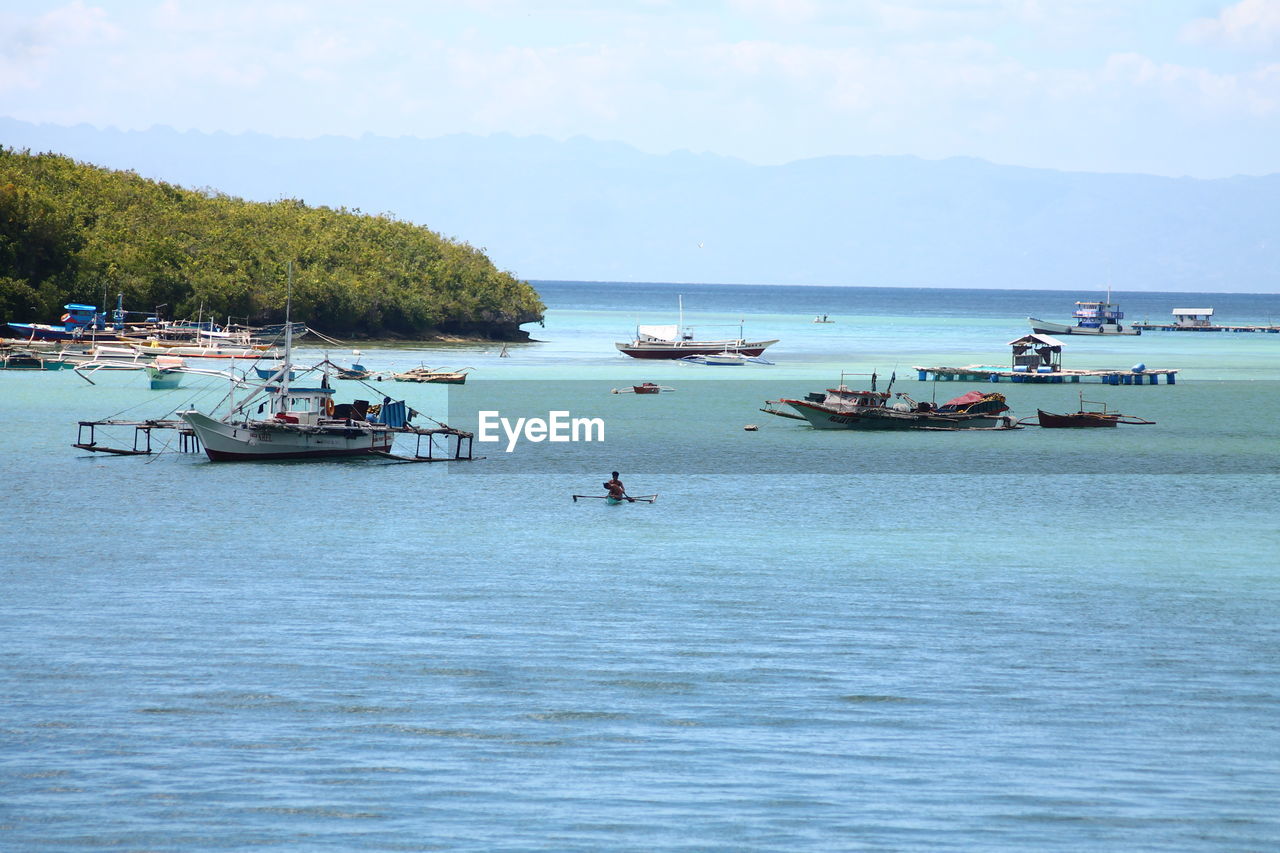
[679,294,684,331]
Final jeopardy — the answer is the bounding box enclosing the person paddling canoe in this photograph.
[604,471,634,503]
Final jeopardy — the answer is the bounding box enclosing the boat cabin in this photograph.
[1072,301,1124,326]
[260,385,336,425]
[825,386,889,408]
[1008,333,1063,373]
[62,303,103,331]
[637,324,688,342]
[1172,308,1213,328]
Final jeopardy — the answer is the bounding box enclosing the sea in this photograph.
[2,281,1278,851]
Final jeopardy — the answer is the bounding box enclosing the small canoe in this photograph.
[573,493,658,504]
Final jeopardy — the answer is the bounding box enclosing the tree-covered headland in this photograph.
[0,147,544,339]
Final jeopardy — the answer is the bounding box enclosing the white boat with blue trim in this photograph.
[1029,289,1139,336]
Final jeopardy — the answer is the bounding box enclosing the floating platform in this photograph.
[1131,323,1279,333]
[913,366,1178,385]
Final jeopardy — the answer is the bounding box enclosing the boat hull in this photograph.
[616,340,777,359]
[784,399,1015,431]
[1028,318,1140,336]
[181,411,394,460]
[6,322,122,342]
[146,368,184,390]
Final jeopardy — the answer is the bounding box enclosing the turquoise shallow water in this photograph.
[2,282,1279,850]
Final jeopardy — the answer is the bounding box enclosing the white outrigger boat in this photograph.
[615,297,778,359]
[179,312,403,460]
[679,350,773,366]
[72,271,478,464]
[178,270,470,462]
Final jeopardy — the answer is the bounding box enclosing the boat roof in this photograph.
[1172,308,1213,315]
[64,304,97,312]
[1007,333,1065,347]
[637,324,679,340]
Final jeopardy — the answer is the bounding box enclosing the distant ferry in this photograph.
[1029,294,1138,336]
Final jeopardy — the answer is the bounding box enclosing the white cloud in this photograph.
[2,0,1280,175]
[0,1,120,94]
[1103,52,1280,118]
[36,0,120,45]
[1183,0,1280,50]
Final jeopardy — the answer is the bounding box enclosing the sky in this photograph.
[1,0,1279,178]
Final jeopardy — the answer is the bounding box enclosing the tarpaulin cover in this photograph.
[942,390,986,408]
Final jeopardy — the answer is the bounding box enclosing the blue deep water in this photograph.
[2,281,1278,851]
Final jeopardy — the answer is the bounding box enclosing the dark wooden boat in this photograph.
[1037,409,1120,428]
[1035,397,1154,428]
[764,377,1018,431]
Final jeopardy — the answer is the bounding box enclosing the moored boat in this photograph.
[1033,395,1155,428]
[679,350,773,365]
[1029,290,1139,336]
[7,303,118,342]
[391,366,472,384]
[180,274,416,461]
[611,382,674,394]
[615,297,778,359]
[763,373,1018,431]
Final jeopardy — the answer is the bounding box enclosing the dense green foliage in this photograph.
[0,147,543,338]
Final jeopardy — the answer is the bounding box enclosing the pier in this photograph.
[1133,322,1278,333]
[1133,307,1279,333]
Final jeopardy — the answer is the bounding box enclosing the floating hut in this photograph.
[1173,308,1214,329]
[1010,333,1063,374]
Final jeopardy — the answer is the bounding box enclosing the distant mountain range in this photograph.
[3,117,1277,293]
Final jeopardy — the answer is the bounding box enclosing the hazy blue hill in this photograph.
[2,117,1276,292]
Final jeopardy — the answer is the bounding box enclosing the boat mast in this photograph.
[281,262,293,411]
